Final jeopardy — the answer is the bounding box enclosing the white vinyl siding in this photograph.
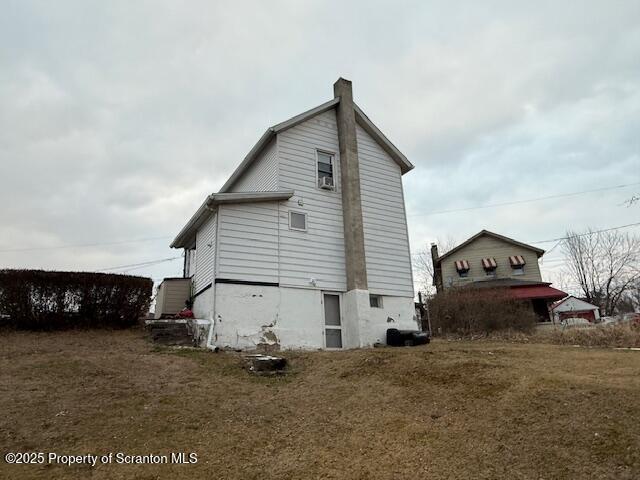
[216,202,279,283]
[193,212,217,293]
[229,138,278,192]
[184,248,196,277]
[277,109,347,291]
[357,124,414,297]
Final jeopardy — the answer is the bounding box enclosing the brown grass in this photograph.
[538,324,640,348]
[1,329,640,479]
[448,324,640,348]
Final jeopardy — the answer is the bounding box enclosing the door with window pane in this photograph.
[323,293,342,349]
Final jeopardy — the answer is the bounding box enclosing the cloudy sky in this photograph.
[1,1,639,293]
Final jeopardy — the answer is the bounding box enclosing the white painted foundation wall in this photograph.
[206,283,418,350]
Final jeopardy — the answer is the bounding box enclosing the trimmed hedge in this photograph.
[0,269,153,330]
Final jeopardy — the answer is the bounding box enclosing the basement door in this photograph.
[323,293,343,349]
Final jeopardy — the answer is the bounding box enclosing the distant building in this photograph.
[550,296,601,323]
[431,230,566,321]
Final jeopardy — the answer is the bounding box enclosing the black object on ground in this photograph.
[386,328,430,347]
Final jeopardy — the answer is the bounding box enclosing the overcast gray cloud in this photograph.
[1,0,639,288]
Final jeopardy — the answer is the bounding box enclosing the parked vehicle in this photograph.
[561,317,592,328]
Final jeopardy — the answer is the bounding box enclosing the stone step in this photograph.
[147,321,193,346]
[153,336,194,346]
[149,326,188,334]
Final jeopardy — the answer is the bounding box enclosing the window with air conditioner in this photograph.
[289,211,307,231]
[317,151,335,190]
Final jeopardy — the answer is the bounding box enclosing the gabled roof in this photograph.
[436,230,545,264]
[219,98,413,193]
[550,295,599,311]
[170,190,294,248]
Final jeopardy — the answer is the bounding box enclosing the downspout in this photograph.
[205,203,220,351]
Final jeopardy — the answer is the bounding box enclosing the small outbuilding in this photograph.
[550,296,601,323]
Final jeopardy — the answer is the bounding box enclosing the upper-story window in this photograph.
[455,260,470,278]
[481,257,497,277]
[509,255,526,276]
[317,151,335,190]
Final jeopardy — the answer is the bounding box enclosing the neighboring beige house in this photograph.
[431,230,566,321]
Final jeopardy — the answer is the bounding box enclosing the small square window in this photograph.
[458,270,469,278]
[512,265,525,276]
[289,211,307,231]
[370,294,383,308]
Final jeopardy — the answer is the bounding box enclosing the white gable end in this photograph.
[554,297,599,313]
[228,137,278,192]
[357,123,414,297]
[277,109,347,291]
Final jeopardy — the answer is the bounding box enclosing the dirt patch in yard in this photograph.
[1,330,639,479]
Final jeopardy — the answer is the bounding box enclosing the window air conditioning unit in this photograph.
[319,176,334,190]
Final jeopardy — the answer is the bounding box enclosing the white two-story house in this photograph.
[169,78,418,350]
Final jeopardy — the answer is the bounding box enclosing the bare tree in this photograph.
[562,228,640,315]
[413,235,458,295]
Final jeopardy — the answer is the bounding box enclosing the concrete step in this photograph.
[152,336,194,346]
[147,321,193,346]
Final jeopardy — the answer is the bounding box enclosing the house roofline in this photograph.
[436,229,546,265]
[550,295,598,311]
[170,190,294,249]
[219,98,341,193]
[218,96,413,194]
[353,103,414,174]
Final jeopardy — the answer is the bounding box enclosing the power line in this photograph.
[408,182,640,217]
[97,256,182,273]
[0,235,172,254]
[529,222,640,244]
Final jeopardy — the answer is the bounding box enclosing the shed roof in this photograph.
[550,295,599,312]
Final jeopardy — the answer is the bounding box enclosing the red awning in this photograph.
[481,257,497,269]
[510,285,567,301]
[509,255,526,266]
[455,260,470,272]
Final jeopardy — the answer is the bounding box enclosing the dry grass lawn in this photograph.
[1,329,639,479]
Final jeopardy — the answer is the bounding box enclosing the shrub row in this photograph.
[428,287,537,335]
[0,269,153,330]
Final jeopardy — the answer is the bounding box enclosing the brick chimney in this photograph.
[431,243,443,293]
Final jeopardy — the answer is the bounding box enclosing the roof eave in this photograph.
[170,190,295,249]
[219,98,341,194]
[170,195,215,249]
[353,103,414,174]
[436,230,545,264]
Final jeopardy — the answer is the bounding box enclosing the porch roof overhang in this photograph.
[510,285,567,301]
[170,190,294,249]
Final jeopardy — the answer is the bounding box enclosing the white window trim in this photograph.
[315,149,337,192]
[512,265,525,276]
[289,210,308,232]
